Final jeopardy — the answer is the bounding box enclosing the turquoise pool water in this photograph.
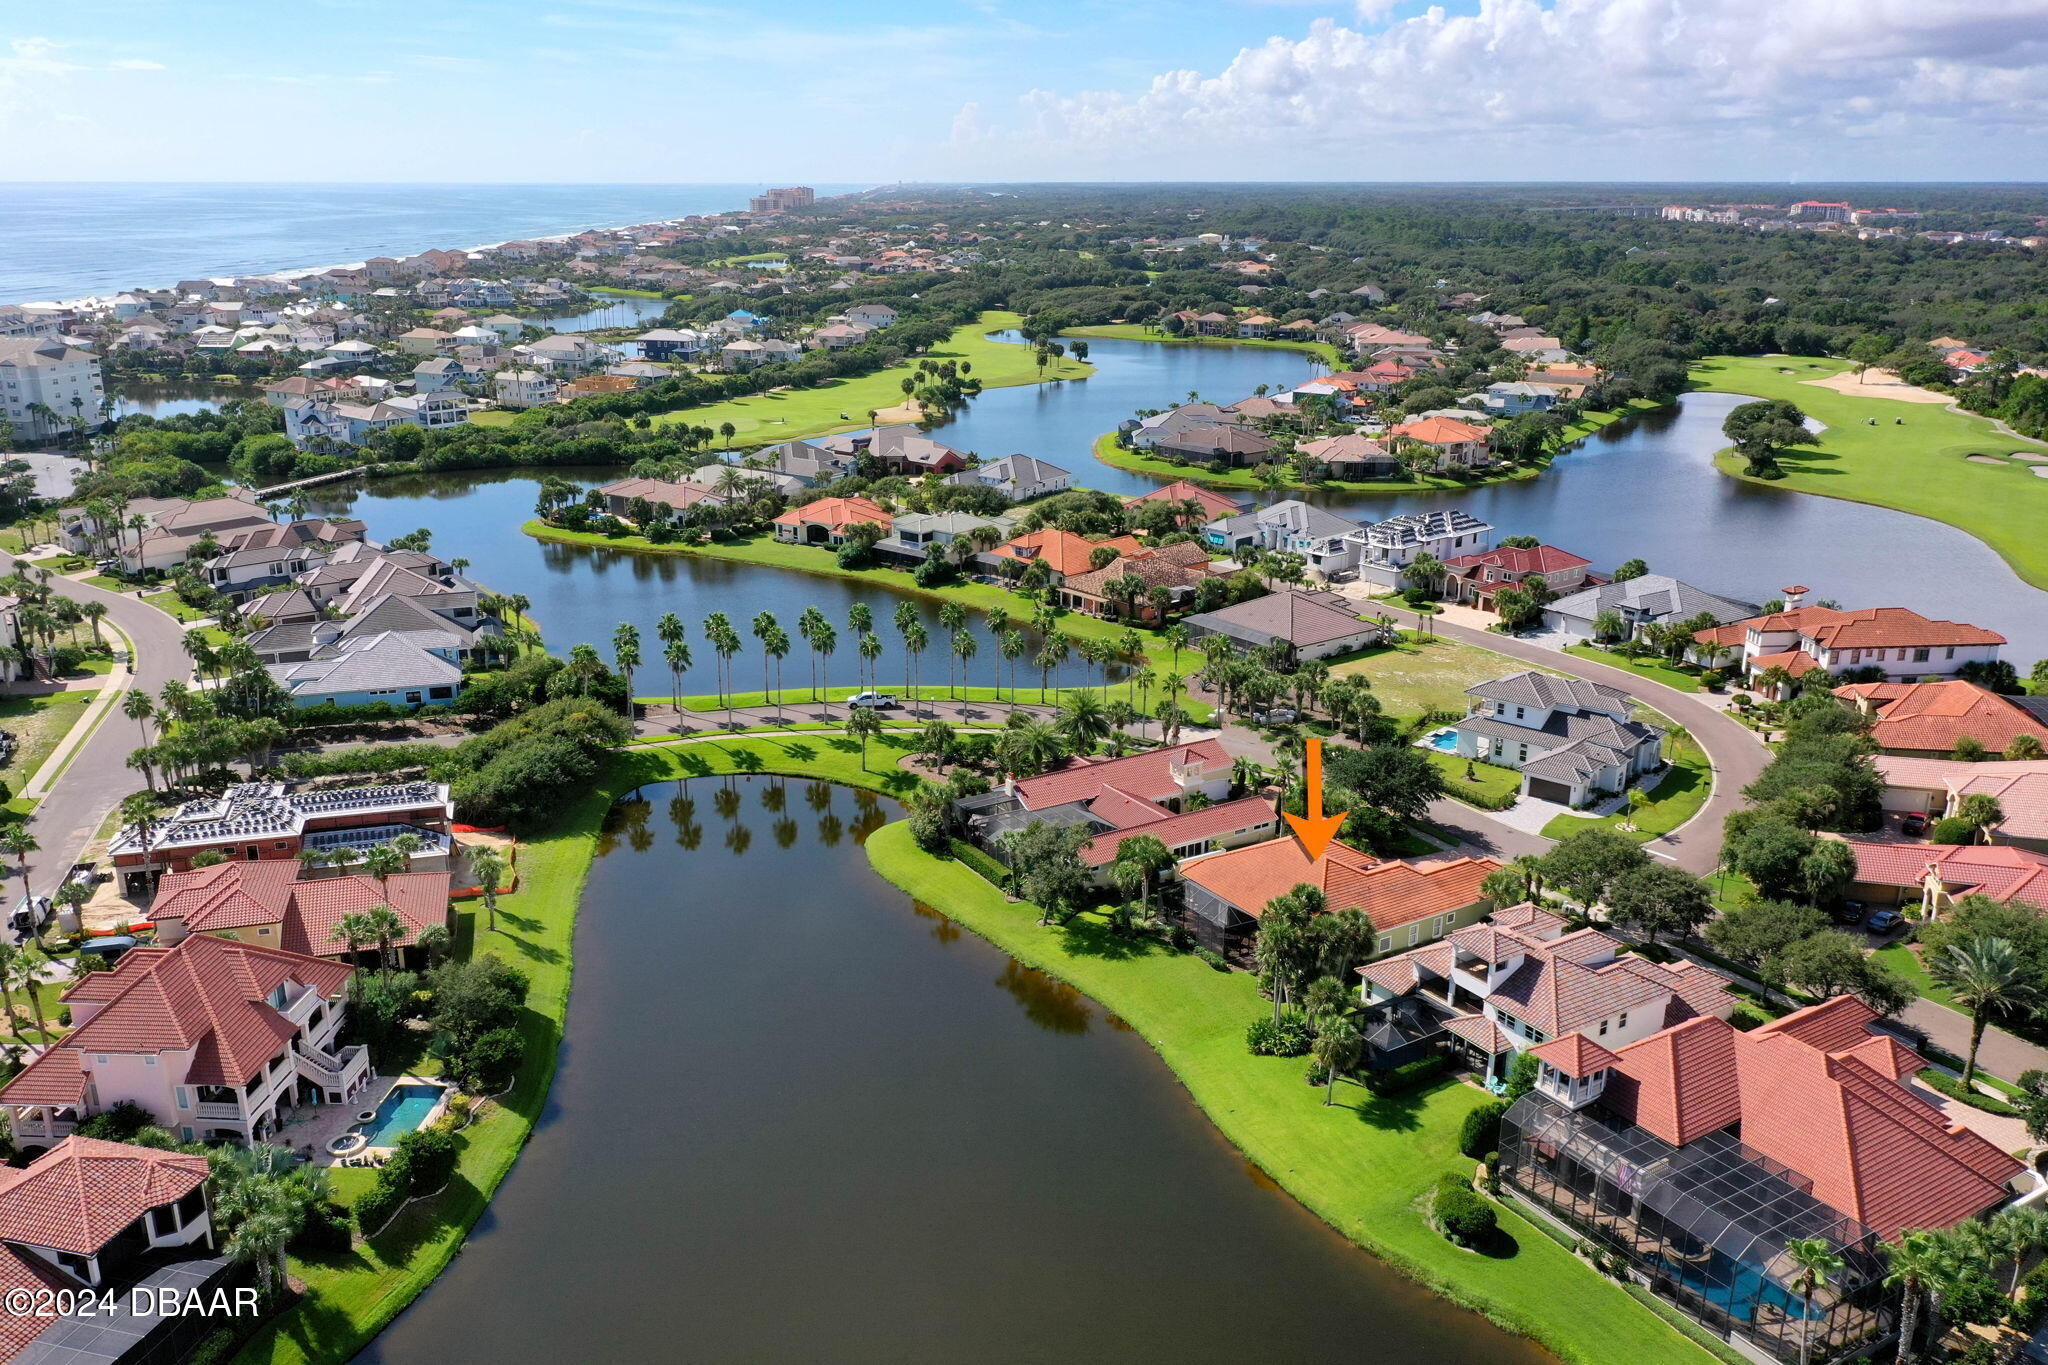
[360,1083,444,1147]
[1426,728,1460,753]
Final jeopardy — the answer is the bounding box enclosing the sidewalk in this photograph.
[19,648,131,802]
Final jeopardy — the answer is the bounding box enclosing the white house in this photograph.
[493,369,560,409]
[0,338,104,441]
[1689,589,2006,691]
[1448,671,1664,807]
[944,455,1072,501]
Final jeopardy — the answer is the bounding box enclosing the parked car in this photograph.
[1900,812,1928,836]
[847,691,900,709]
[1832,901,1868,926]
[9,896,52,935]
[1250,707,1300,725]
[1865,908,1905,934]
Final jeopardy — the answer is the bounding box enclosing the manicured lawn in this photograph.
[1538,751,1712,842]
[861,824,1715,1365]
[648,310,1090,445]
[1424,747,1523,809]
[522,520,1216,718]
[1692,355,2048,589]
[1330,632,1554,723]
[1563,644,1707,693]
[141,589,211,623]
[1090,431,1529,496]
[0,691,94,794]
[658,680,1172,714]
[1874,941,1953,1009]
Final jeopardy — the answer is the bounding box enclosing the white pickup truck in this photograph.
[846,691,901,709]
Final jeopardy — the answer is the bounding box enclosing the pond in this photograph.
[110,380,246,421]
[525,292,671,334]
[354,776,1551,1365]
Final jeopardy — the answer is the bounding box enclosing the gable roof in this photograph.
[1836,680,2048,754]
[1012,740,1229,812]
[152,861,452,957]
[1842,839,2048,909]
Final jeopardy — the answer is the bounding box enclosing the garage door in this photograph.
[1527,777,1572,804]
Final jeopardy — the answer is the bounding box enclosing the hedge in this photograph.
[1916,1068,2021,1117]
[1363,1053,1446,1096]
[1432,1172,1498,1246]
[947,839,1009,887]
[1458,1099,1508,1159]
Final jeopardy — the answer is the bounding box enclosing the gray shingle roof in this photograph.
[1544,574,1760,626]
[1466,671,1634,713]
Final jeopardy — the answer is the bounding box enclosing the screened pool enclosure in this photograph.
[1498,1094,1890,1362]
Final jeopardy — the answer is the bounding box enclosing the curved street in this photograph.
[0,555,191,911]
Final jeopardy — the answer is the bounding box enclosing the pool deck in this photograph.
[276,1073,448,1167]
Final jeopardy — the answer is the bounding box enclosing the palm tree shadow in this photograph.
[1343,1085,1428,1132]
[1057,918,1165,961]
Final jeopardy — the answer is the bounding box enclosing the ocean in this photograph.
[0,183,868,304]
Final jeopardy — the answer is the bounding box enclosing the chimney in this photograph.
[1781,584,1808,610]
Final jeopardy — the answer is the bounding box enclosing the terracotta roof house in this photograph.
[1872,755,2048,851]
[1183,589,1386,664]
[1500,996,2022,1359]
[1391,416,1492,469]
[1841,838,2048,913]
[1360,902,1734,1082]
[151,860,453,963]
[985,528,1145,584]
[1693,593,2005,696]
[1298,432,1398,479]
[1056,541,1212,624]
[594,476,723,520]
[1147,422,1277,468]
[1178,837,1499,954]
[1834,679,2048,757]
[1442,544,1593,612]
[0,1138,219,1358]
[1,935,372,1151]
[771,496,892,546]
[1123,480,1244,525]
[955,741,1279,887]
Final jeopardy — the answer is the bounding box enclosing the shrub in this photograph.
[1916,1068,2020,1116]
[1432,1172,1497,1246]
[74,1101,156,1142]
[290,1199,355,1256]
[1727,1005,1771,1031]
[1363,1054,1445,1096]
[396,1125,459,1194]
[444,1093,474,1128]
[1458,1100,1508,1159]
[186,1329,239,1365]
[1933,816,1980,844]
[1245,1011,1314,1057]
[1196,948,1229,971]
[948,839,1009,886]
[462,1027,525,1092]
[1505,1050,1541,1100]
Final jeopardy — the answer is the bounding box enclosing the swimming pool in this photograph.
[1425,728,1460,753]
[358,1083,446,1148]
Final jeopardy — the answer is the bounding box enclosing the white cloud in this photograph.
[957,0,2048,178]
[108,58,166,71]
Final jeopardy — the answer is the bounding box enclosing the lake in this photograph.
[354,776,1551,1365]
[307,329,2048,661]
[524,292,672,334]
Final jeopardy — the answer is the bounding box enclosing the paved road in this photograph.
[1370,606,1771,874]
[0,563,190,907]
[1903,997,2048,1081]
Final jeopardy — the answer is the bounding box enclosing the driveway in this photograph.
[0,562,191,920]
[1366,604,1770,875]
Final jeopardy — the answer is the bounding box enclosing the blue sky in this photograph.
[4,0,2047,182]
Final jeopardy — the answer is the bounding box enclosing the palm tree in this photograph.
[224,1200,295,1304]
[0,827,37,907]
[123,688,156,750]
[1111,834,1174,917]
[10,946,55,1044]
[1931,935,2037,1087]
[1311,1014,1362,1106]
[0,942,25,1038]
[1883,1229,1946,1365]
[810,622,838,718]
[901,621,929,709]
[1000,629,1027,703]
[468,847,509,934]
[362,842,406,891]
[329,912,374,984]
[1783,1237,1844,1365]
[997,717,1063,779]
[1984,1205,2048,1296]
[612,622,642,715]
[846,705,882,770]
[857,631,883,701]
[938,602,968,697]
[362,904,407,971]
[1056,692,1110,752]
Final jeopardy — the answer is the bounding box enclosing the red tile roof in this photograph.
[1442,1013,1514,1055]
[771,496,891,530]
[1843,838,2048,909]
[1080,795,1278,868]
[1012,740,1229,811]
[1836,680,2048,754]
[1603,998,2021,1236]
[0,1244,72,1357]
[1181,839,1499,935]
[1528,1032,1622,1077]
[0,1137,208,1257]
[988,528,1145,578]
[1702,604,2004,651]
[1125,481,1244,521]
[152,862,452,959]
[1443,544,1590,577]
[2,936,351,1100]
[1393,416,1490,446]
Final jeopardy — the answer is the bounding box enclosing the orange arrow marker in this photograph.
[1284,736,1348,862]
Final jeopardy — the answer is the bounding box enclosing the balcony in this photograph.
[191,1101,245,1122]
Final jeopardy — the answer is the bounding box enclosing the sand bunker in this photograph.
[1800,368,1953,404]
[1967,455,2008,465]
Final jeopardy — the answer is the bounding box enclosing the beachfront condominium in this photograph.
[750,186,815,212]
[0,337,104,442]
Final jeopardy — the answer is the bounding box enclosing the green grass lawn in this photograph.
[1330,632,1553,723]
[140,589,211,623]
[0,691,94,793]
[1424,747,1523,809]
[861,824,1716,1365]
[522,520,1216,719]
[655,680,1171,714]
[1562,644,1707,693]
[646,309,1090,445]
[1087,432,1511,495]
[1873,941,1953,1008]
[1692,355,2048,589]
[1538,751,1712,842]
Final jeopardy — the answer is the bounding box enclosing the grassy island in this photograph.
[1693,354,2048,589]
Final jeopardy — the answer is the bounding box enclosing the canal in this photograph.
[354,776,1552,1365]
